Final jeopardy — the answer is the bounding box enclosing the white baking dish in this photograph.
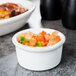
[0,0,35,36]
[12,28,65,71]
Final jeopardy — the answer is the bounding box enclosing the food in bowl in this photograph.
[0,3,28,20]
[12,28,65,71]
[17,31,61,47]
[0,0,35,36]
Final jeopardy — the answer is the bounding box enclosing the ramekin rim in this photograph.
[12,28,66,52]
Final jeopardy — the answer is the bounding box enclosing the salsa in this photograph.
[0,3,28,20]
[17,31,61,47]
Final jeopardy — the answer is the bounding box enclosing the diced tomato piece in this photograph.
[52,36,61,42]
[49,35,55,40]
[36,35,44,42]
[41,31,46,35]
[17,37,20,42]
[23,42,26,45]
[47,36,61,46]
[42,42,48,46]
[28,38,36,46]
[20,32,34,40]
[44,34,50,42]
[32,35,37,39]
[52,31,58,36]
[47,40,57,46]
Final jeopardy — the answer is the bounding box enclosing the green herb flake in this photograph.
[25,41,30,44]
[55,35,58,38]
[19,36,25,44]
[38,34,41,36]
[35,42,43,47]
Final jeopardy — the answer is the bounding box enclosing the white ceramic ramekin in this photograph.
[0,0,35,36]
[12,28,65,71]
